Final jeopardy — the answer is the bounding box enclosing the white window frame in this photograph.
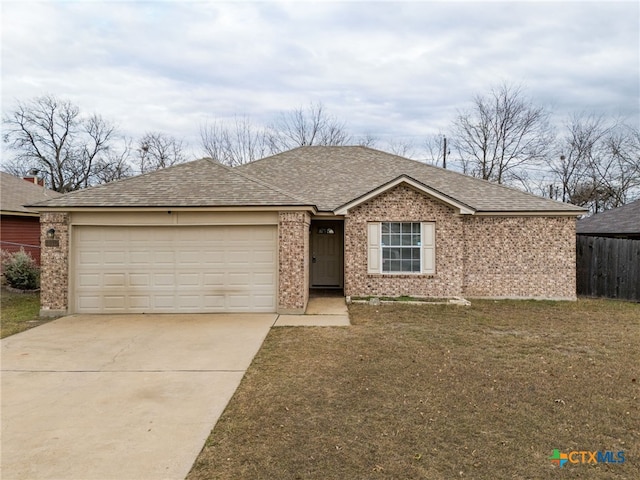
[367,221,435,275]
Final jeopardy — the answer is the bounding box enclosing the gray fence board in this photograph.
[577,236,640,301]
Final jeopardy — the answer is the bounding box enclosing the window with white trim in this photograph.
[367,222,435,275]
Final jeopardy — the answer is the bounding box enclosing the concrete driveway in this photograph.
[1,313,276,480]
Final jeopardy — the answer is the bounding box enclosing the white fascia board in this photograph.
[334,176,475,215]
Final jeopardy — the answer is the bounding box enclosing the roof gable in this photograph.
[334,175,475,215]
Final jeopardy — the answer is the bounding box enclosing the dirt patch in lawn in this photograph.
[0,288,53,338]
[188,299,639,480]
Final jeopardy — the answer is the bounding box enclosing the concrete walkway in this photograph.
[274,296,351,327]
[1,314,275,480]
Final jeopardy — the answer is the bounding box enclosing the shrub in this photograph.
[1,248,40,290]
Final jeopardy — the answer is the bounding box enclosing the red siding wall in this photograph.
[1,215,41,265]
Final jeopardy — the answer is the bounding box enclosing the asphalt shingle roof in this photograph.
[32,146,585,214]
[1,171,62,214]
[238,146,585,213]
[31,158,308,208]
[576,199,640,235]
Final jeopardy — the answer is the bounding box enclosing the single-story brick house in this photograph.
[1,171,62,265]
[31,146,585,316]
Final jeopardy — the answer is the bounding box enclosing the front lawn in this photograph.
[0,288,51,338]
[188,299,639,480]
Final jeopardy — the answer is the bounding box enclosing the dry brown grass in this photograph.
[188,299,640,479]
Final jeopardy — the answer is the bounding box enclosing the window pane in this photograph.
[401,260,412,271]
[412,222,421,234]
[389,260,401,272]
[411,259,421,272]
[401,248,413,260]
[382,223,390,234]
[401,234,412,246]
[381,233,390,246]
[390,234,400,246]
[390,223,400,233]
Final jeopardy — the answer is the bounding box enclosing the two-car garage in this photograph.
[71,221,278,314]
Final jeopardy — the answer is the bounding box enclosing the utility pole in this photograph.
[442,136,447,169]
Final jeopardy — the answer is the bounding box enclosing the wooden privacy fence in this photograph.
[576,236,640,302]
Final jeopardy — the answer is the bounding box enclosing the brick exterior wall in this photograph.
[278,211,310,313]
[463,216,577,299]
[344,185,577,300]
[345,185,465,298]
[40,212,69,316]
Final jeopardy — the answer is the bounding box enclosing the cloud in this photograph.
[2,0,638,159]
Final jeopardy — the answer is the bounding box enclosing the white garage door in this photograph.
[73,225,277,313]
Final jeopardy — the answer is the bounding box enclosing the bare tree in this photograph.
[2,95,116,192]
[355,133,379,148]
[385,138,417,158]
[135,132,187,174]
[93,136,134,183]
[423,133,450,167]
[547,113,609,205]
[599,123,640,206]
[452,83,554,185]
[548,114,639,212]
[267,102,351,151]
[200,116,270,167]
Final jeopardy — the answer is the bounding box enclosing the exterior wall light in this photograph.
[46,228,56,239]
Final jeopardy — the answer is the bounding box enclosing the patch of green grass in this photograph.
[188,299,640,480]
[0,288,52,338]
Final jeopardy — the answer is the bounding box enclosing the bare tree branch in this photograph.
[135,132,187,174]
[452,83,554,184]
[267,102,351,151]
[2,95,116,192]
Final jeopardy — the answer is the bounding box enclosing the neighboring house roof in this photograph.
[30,158,309,209]
[0,171,63,216]
[238,146,585,214]
[576,199,640,235]
[31,146,585,215]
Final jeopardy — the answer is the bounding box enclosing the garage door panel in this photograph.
[104,273,127,286]
[129,274,150,287]
[177,273,200,286]
[153,273,175,287]
[73,226,277,313]
[104,296,127,310]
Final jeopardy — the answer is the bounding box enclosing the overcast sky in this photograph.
[2,0,639,160]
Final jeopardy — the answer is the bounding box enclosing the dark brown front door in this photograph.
[310,221,343,288]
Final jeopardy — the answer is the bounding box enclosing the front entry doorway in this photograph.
[310,220,344,288]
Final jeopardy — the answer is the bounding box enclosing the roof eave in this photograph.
[29,204,318,214]
[474,209,587,217]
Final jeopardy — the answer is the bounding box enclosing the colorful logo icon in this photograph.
[549,449,568,467]
[550,449,625,468]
